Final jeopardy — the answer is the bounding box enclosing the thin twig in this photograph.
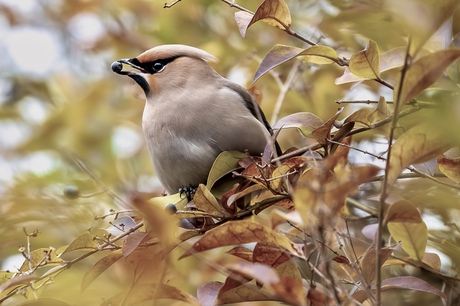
[376,41,412,305]
[271,59,300,125]
[164,0,182,8]
[220,0,254,14]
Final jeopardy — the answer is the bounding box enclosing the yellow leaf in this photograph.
[437,155,460,183]
[248,0,292,31]
[388,221,427,261]
[207,151,247,190]
[254,45,338,82]
[388,124,452,184]
[349,40,380,79]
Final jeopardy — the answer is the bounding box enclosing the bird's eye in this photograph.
[152,62,166,73]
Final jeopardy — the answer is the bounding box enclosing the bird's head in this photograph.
[111,44,218,97]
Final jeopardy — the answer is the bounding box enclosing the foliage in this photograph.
[1,0,460,305]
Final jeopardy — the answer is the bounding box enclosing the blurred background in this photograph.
[1,0,459,304]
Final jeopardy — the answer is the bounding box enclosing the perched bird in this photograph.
[112,44,277,195]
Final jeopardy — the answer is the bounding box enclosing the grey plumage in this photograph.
[113,44,275,194]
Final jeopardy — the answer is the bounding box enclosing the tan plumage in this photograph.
[112,44,275,194]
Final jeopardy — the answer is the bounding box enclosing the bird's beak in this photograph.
[111,59,148,75]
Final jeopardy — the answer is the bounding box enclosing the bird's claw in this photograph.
[179,186,196,202]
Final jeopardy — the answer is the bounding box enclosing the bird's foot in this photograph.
[179,186,196,202]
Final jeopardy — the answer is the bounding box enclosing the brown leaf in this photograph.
[384,199,423,224]
[312,108,343,146]
[217,280,272,304]
[294,162,379,227]
[193,184,228,218]
[349,40,380,79]
[422,252,442,271]
[180,220,300,259]
[381,276,446,300]
[227,246,253,262]
[360,246,394,285]
[253,243,291,268]
[81,250,123,292]
[394,49,460,103]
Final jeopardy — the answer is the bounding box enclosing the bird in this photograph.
[111,44,279,196]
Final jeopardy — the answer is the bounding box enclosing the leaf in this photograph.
[384,199,423,224]
[360,246,394,285]
[102,283,200,305]
[227,246,253,262]
[0,274,37,293]
[234,11,253,38]
[193,184,228,217]
[270,156,309,192]
[248,0,291,31]
[394,49,460,103]
[388,221,427,261]
[227,261,280,285]
[63,234,96,253]
[386,0,458,55]
[254,45,339,82]
[422,252,442,271]
[207,151,247,190]
[344,108,373,127]
[437,155,460,183]
[81,250,123,292]
[354,275,447,302]
[367,96,393,124]
[218,280,272,304]
[106,216,138,236]
[349,40,380,79]
[311,108,343,146]
[381,276,446,300]
[388,124,452,184]
[19,248,64,272]
[226,184,266,206]
[273,112,324,136]
[122,231,148,257]
[336,47,406,84]
[294,161,379,227]
[197,282,223,306]
[180,220,300,259]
